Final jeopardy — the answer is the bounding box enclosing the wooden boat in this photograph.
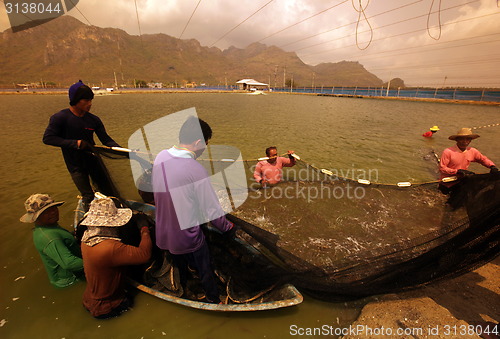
[74,198,303,312]
[127,278,302,312]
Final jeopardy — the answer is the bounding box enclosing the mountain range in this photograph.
[0,16,386,88]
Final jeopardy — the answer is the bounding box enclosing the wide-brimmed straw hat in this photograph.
[80,198,132,227]
[448,127,480,140]
[20,194,64,223]
[429,125,440,131]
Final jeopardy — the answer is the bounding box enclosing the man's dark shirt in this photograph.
[43,109,119,172]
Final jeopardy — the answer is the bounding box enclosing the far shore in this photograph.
[1,88,499,106]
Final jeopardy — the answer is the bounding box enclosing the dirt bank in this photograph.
[344,257,499,339]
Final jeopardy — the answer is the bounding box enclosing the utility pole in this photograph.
[274,65,278,90]
[312,72,315,92]
[117,35,124,84]
[386,73,392,97]
[283,65,286,89]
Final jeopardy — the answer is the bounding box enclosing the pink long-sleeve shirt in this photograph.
[439,145,495,186]
[253,156,295,185]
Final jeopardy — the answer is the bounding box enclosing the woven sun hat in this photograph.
[80,198,132,227]
[430,126,440,131]
[448,127,480,141]
[20,193,64,223]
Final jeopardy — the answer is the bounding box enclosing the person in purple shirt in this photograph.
[152,116,235,303]
[43,80,120,209]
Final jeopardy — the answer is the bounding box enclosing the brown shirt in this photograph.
[81,231,152,317]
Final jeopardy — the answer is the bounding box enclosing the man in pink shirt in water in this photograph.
[253,146,296,187]
[439,127,497,194]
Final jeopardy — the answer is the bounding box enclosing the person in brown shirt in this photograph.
[80,197,152,319]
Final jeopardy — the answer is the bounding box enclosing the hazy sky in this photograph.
[1,0,499,87]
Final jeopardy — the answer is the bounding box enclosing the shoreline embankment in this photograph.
[1,89,499,106]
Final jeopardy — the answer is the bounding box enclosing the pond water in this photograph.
[0,93,498,338]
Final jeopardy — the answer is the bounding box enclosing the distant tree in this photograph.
[285,79,299,88]
[135,80,147,88]
[383,78,406,89]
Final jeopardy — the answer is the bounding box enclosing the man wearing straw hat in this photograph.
[20,194,84,288]
[80,197,152,319]
[439,127,497,194]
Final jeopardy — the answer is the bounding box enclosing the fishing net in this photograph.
[90,147,499,301]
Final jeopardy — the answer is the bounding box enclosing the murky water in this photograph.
[0,93,498,338]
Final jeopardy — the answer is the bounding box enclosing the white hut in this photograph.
[236,79,269,91]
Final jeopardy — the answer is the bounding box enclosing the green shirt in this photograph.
[33,224,84,288]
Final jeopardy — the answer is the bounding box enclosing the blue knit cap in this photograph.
[69,80,94,106]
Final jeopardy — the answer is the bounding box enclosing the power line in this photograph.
[179,0,202,39]
[367,57,500,73]
[210,0,275,47]
[134,0,143,47]
[67,0,92,25]
[258,0,350,43]
[300,11,500,59]
[302,32,500,87]
[363,30,500,58]
[297,0,481,53]
[333,39,500,81]
[281,0,423,49]
[314,37,500,64]
[405,78,500,84]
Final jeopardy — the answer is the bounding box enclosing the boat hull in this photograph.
[74,198,303,312]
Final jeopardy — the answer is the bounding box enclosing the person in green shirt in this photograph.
[20,193,84,288]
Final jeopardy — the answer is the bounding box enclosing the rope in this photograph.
[427,0,442,40]
[471,123,500,130]
[94,146,463,187]
[95,146,295,163]
[225,277,278,303]
[352,0,373,50]
[296,159,447,187]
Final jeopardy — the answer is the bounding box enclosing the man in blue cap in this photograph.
[43,80,120,209]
